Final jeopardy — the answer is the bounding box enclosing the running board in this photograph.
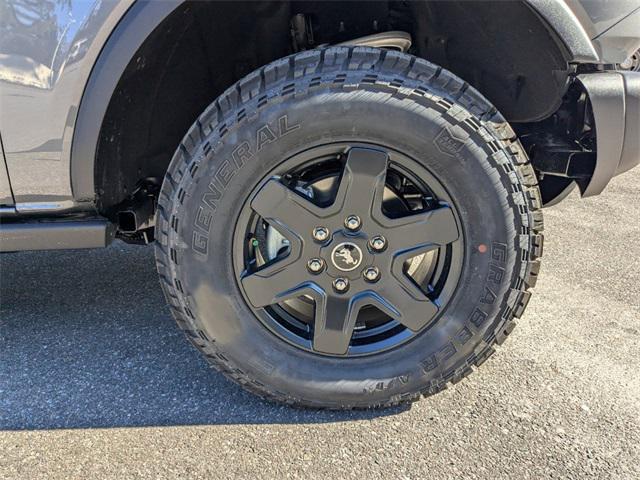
[0,218,115,252]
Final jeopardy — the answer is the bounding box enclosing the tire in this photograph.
[155,47,543,409]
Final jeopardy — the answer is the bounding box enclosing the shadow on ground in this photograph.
[0,244,404,430]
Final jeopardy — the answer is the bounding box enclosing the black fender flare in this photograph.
[526,0,599,63]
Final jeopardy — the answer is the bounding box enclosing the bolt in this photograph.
[312,226,330,242]
[363,266,380,282]
[307,258,325,274]
[333,277,349,293]
[369,235,387,252]
[344,215,361,232]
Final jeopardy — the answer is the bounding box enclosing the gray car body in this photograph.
[0,0,639,216]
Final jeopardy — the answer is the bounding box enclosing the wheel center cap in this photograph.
[331,242,363,272]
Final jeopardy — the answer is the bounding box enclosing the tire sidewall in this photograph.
[169,85,519,405]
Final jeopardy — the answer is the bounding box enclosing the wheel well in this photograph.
[95,0,570,218]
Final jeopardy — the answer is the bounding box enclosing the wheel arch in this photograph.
[72,0,593,215]
[70,0,185,202]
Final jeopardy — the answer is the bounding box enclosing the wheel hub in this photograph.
[320,232,372,280]
[330,241,363,272]
[235,144,463,356]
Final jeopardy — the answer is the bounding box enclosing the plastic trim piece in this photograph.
[0,219,115,252]
[577,71,640,196]
[619,72,640,175]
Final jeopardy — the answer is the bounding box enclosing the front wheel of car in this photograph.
[154,47,543,409]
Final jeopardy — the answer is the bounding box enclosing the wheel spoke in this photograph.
[309,292,364,354]
[383,204,459,254]
[250,178,327,236]
[311,291,403,355]
[377,281,439,332]
[312,294,355,355]
[240,258,309,308]
[334,148,389,217]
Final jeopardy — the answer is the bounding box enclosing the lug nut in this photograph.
[363,266,380,282]
[369,235,387,252]
[333,278,349,293]
[312,226,330,242]
[344,215,361,232]
[307,258,325,274]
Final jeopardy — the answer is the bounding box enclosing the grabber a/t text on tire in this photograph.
[155,47,543,409]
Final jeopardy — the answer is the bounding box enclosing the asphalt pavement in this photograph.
[1,168,639,479]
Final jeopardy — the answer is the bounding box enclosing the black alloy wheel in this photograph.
[234,144,463,357]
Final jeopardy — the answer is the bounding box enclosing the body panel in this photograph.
[566,0,639,38]
[0,133,14,206]
[0,0,134,209]
[593,8,640,64]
